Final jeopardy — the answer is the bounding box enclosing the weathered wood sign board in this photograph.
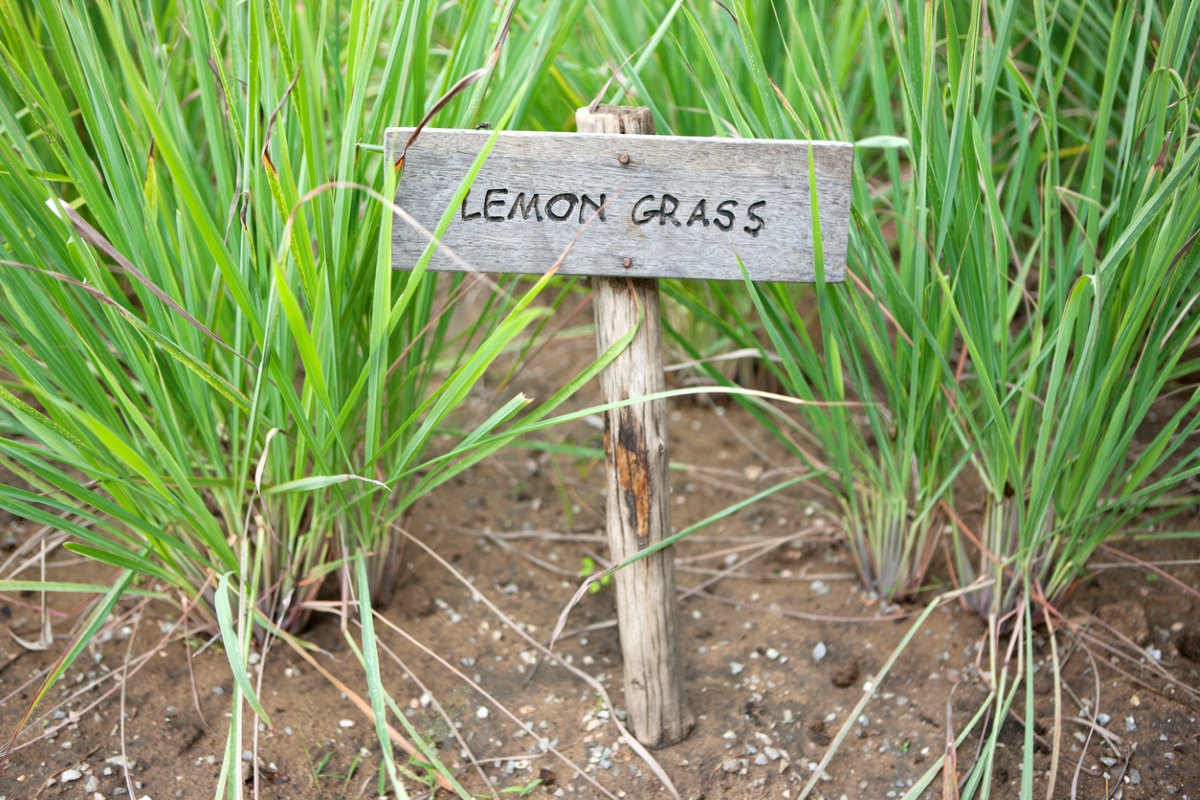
[386,128,853,282]
[387,108,854,750]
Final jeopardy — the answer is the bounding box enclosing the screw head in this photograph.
[621,257,633,268]
[618,154,631,165]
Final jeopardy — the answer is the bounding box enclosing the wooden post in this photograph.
[576,105,694,749]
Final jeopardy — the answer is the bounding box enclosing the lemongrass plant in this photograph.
[0,0,591,761]
[561,0,961,602]
[924,0,1200,625]
[908,1,1200,794]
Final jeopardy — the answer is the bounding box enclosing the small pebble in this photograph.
[730,662,744,676]
[61,769,83,783]
[338,719,355,729]
[1124,716,1137,732]
[753,753,768,766]
[1097,713,1112,726]
[812,642,827,662]
[766,648,779,661]
[476,706,489,719]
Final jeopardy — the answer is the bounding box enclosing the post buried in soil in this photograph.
[577,105,694,748]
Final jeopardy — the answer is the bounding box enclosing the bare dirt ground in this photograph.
[1,330,1197,800]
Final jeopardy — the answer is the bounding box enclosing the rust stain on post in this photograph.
[611,407,652,550]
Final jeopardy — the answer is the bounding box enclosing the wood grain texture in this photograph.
[386,119,852,282]
[582,106,694,749]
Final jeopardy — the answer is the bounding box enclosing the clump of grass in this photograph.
[0,0,597,788]
[862,0,1200,786]
[938,0,1200,630]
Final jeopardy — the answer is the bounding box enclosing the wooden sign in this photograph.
[387,127,853,282]
[387,107,854,751]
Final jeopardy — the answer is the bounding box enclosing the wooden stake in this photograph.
[576,104,694,748]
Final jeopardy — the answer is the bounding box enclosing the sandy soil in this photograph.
[1,329,1197,800]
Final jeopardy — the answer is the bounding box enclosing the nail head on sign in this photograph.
[621,258,633,268]
[618,154,631,165]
